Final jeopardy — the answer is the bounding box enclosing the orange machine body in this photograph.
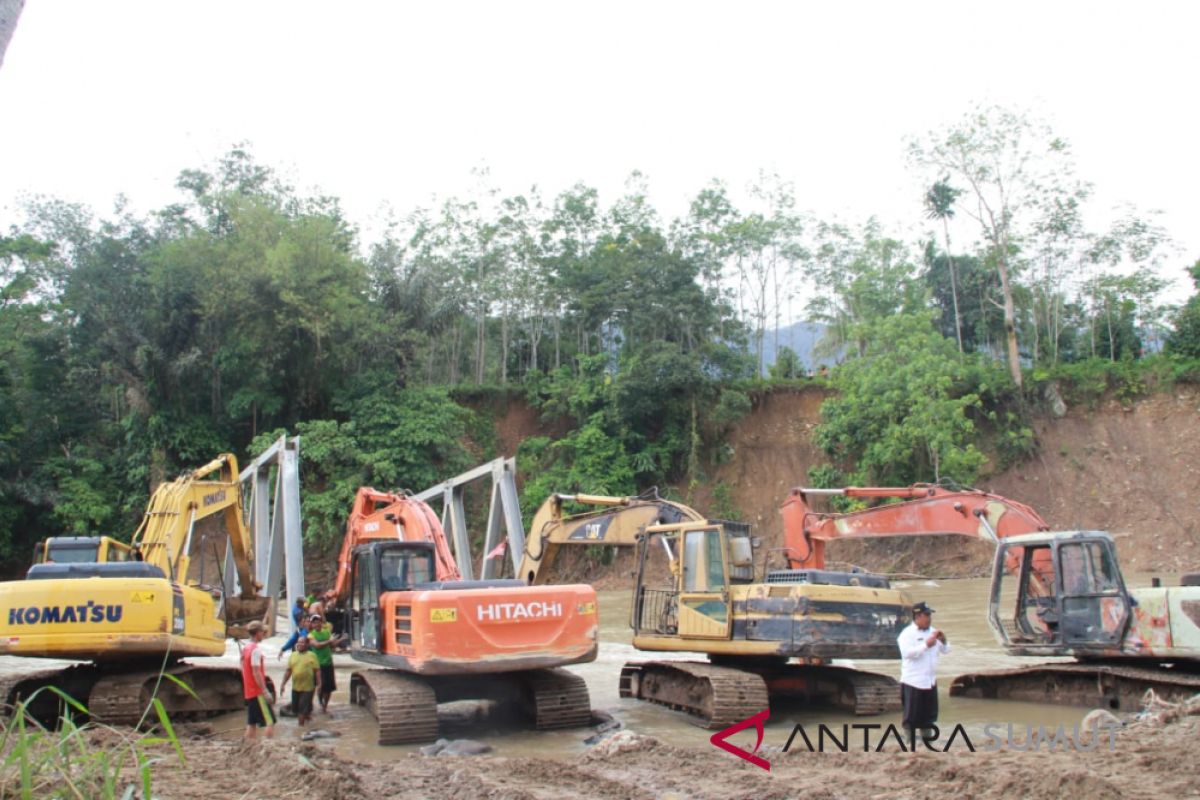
[331,488,597,674]
[359,583,597,674]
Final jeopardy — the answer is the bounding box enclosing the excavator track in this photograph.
[620,661,770,729]
[87,664,246,726]
[815,667,902,715]
[620,661,900,727]
[950,662,1200,711]
[0,662,244,728]
[522,668,591,730]
[0,665,99,724]
[350,669,439,745]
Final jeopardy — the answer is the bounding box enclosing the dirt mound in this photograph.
[690,385,1200,577]
[505,384,1200,585]
[148,740,368,800]
[987,388,1200,573]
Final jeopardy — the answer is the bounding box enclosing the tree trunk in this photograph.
[500,311,509,385]
[553,315,561,370]
[475,309,486,385]
[942,219,963,353]
[996,256,1023,387]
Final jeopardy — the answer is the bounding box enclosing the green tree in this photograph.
[769,346,803,379]
[909,105,1091,387]
[815,313,990,485]
[1165,260,1200,358]
[806,218,923,358]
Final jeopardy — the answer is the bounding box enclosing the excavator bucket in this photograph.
[224,595,275,638]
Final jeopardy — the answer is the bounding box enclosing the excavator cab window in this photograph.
[379,547,435,591]
[632,531,680,635]
[100,538,131,562]
[992,542,1060,645]
[678,528,733,638]
[349,548,382,652]
[44,539,101,564]
[1056,539,1129,646]
[679,529,721,591]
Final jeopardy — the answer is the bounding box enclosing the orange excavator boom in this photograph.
[780,484,1050,571]
[328,487,460,606]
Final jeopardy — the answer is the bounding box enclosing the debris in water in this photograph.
[301,729,341,741]
[423,739,492,756]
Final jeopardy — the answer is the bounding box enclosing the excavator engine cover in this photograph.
[765,569,891,589]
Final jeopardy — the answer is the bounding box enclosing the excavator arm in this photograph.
[129,453,261,599]
[327,487,458,607]
[517,492,707,585]
[780,484,1051,573]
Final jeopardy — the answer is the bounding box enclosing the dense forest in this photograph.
[2,105,1198,567]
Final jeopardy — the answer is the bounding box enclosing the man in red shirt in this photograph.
[242,620,275,740]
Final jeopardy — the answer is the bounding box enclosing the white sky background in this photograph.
[1,1,1196,301]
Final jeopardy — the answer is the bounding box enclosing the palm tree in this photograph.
[925,179,964,353]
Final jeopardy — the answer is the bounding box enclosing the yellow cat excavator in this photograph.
[0,454,272,726]
[519,491,909,729]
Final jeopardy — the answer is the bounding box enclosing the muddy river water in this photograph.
[3,576,1168,759]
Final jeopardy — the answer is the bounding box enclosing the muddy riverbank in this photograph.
[4,579,1197,798]
[134,702,1200,800]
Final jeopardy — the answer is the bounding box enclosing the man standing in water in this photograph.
[897,601,949,740]
[241,620,275,740]
[308,611,341,713]
[279,634,322,726]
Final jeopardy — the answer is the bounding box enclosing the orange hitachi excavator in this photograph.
[326,487,598,744]
[782,484,1200,710]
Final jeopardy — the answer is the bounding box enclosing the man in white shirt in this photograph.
[897,601,949,737]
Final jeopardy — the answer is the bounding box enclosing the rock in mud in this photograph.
[585,730,658,757]
[583,718,623,745]
[438,699,497,726]
[419,738,450,756]
[431,739,492,756]
[300,729,341,741]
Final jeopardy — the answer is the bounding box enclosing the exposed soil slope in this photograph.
[495,384,1200,582]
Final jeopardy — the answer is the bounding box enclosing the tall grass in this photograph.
[0,687,185,800]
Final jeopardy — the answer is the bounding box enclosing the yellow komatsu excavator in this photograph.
[519,491,909,729]
[0,455,273,726]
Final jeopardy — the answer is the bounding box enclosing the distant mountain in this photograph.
[758,321,841,376]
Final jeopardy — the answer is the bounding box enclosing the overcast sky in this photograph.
[1,1,1196,296]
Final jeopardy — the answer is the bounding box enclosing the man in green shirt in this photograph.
[279,634,321,725]
[307,612,341,713]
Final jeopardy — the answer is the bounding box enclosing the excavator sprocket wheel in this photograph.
[350,669,439,745]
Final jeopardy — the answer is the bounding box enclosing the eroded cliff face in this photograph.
[493,385,1200,580]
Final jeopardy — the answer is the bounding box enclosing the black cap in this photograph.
[912,602,935,615]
